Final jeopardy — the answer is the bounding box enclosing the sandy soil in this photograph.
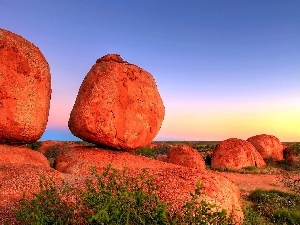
[220,172,291,198]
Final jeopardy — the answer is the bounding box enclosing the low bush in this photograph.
[134,147,158,158]
[287,143,300,156]
[194,144,215,152]
[242,204,268,225]
[15,166,233,225]
[248,188,300,224]
[16,177,78,224]
[26,141,41,151]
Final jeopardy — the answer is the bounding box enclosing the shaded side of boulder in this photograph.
[68,54,165,150]
[211,138,266,170]
[167,145,206,170]
[0,28,51,144]
[283,144,300,167]
[247,134,284,161]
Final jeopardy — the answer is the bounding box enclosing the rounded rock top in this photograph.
[96,54,124,63]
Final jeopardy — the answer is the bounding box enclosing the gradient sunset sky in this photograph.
[1,1,300,141]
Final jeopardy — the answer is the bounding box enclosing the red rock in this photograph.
[0,144,50,167]
[156,154,168,162]
[0,28,51,144]
[54,147,243,222]
[167,145,206,170]
[68,54,165,150]
[247,134,284,161]
[211,138,266,170]
[0,164,63,206]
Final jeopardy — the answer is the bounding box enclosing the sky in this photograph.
[1,0,300,142]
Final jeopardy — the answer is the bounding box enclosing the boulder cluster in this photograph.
[211,134,286,170]
[0,28,244,223]
[2,27,297,224]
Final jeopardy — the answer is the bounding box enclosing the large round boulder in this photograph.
[167,145,206,170]
[211,138,266,170]
[68,54,165,150]
[247,134,284,161]
[0,28,51,144]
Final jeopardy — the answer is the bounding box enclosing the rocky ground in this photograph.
[1,140,300,224]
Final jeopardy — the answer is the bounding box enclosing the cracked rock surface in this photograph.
[69,54,165,150]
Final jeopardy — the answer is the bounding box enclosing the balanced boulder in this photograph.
[68,54,165,150]
[211,138,266,170]
[167,145,206,169]
[0,28,51,144]
[247,134,284,161]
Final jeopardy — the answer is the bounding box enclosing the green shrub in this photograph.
[272,209,300,224]
[15,166,234,225]
[26,141,41,151]
[248,189,300,224]
[134,147,158,158]
[16,177,78,225]
[240,166,262,174]
[288,143,300,156]
[82,166,171,224]
[242,204,269,225]
[156,143,171,155]
[195,144,215,152]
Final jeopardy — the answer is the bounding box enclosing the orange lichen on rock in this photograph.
[247,134,284,161]
[211,138,266,170]
[0,28,51,144]
[167,145,206,170]
[68,54,165,150]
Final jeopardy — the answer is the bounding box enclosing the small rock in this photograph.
[167,145,206,169]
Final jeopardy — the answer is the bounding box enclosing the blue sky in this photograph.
[1,0,300,141]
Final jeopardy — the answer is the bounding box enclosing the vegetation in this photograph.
[15,166,233,225]
[242,204,269,225]
[26,141,42,150]
[44,145,62,167]
[247,189,300,224]
[134,147,160,158]
[16,177,78,224]
[286,143,300,156]
[134,143,170,158]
